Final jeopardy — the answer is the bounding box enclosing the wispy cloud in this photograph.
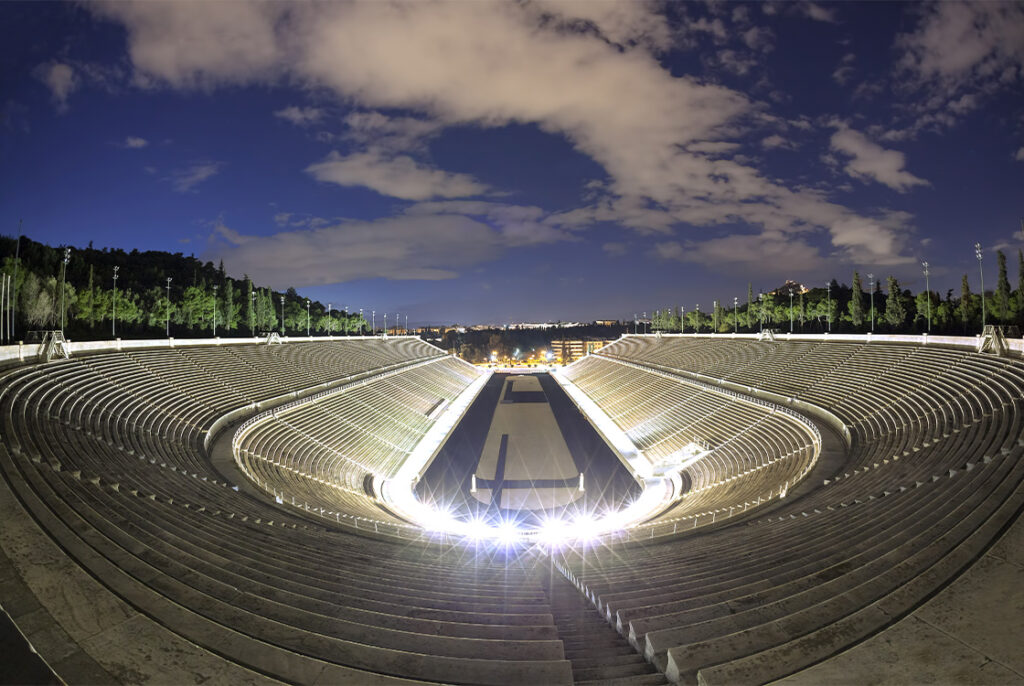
[306,150,487,201]
[168,161,224,193]
[829,124,929,192]
[122,136,148,148]
[273,105,324,126]
[34,62,77,111]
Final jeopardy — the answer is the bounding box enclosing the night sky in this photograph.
[2,1,1022,325]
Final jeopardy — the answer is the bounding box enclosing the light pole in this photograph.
[789,289,794,333]
[305,299,310,337]
[59,247,70,333]
[372,310,375,334]
[713,300,718,333]
[633,313,637,335]
[975,243,986,329]
[327,303,332,336]
[681,306,685,334]
[867,273,875,333]
[280,296,285,335]
[826,282,832,333]
[695,304,700,333]
[212,284,218,336]
[250,292,256,336]
[405,314,408,335]
[922,261,931,333]
[384,312,388,336]
[359,308,364,335]
[166,277,172,337]
[111,266,119,338]
[734,296,738,333]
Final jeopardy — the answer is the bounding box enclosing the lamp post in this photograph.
[166,277,172,337]
[975,243,986,329]
[681,305,685,334]
[695,303,700,333]
[405,313,408,335]
[734,296,739,333]
[359,308,363,335]
[372,310,375,334]
[306,299,310,337]
[111,266,119,338]
[59,247,70,333]
[922,262,931,333]
[789,289,794,333]
[384,312,388,336]
[327,303,332,336]
[826,282,832,333]
[713,300,718,333]
[867,273,875,333]
[250,291,256,336]
[280,296,285,335]
[212,284,218,336]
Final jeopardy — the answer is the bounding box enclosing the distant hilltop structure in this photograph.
[768,280,809,295]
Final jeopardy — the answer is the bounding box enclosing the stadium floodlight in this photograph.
[789,289,794,333]
[537,517,571,547]
[212,284,218,337]
[166,277,172,337]
[922,262,930,333]
[405,313,408,335]
[59,247,70,334]
[867,273,874,333]
[280,296,285,335]
[495,520,521,546]
[713,300,718,333]
[734,296,738,333]
[695,303,700,333]
[826,282,832,333]
[384,312,387,336]
[465,517,492,541]
[111,266,119,338]
[975,243,985,328]
[680,305,685,334]
[305,299,310,337]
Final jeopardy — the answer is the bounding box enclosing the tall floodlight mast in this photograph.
[111,266,119,338]
[166,277,172,337]
[59,247,70,333]
[713,300,718,333]
[280,296,285,335]
[789,289,794,333]
[867,273,875,333]
[306,299,310,337]
[734,297,739,333]
[975,243,985,329]
[922,262,931,333]
[826,282,832,333]
[212,284,218,336]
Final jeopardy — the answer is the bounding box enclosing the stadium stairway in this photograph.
[542,570,669,686]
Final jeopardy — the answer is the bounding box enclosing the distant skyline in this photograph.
[2,1,1023,325]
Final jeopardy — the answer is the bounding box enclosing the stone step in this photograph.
[576,673,672,686]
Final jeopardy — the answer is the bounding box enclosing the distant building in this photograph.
[769,280,809,295]
[550,339,612,363]
[593,320,618,326]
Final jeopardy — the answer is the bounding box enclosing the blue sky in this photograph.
[2,1,1023,325]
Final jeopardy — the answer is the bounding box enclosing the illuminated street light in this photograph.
[826,282,831,333]
[250,291,257,336]
[921,262,931,333]
[305,299,310,337]
[280,296,285,335]
[166,277,172,337]
[789,289,794,333]
[372,310,375,334]
[867,273,874,333]
[695,303,700,333]
[59,247,70,333]
[212,284,218,336]
[111,266,119,338]
[734,296,739,333]
[975,243,985,329]
[681,305,685,334]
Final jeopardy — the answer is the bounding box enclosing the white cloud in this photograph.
[761,134,795,150]
[801,3,838,23]
[602,242,628,257]
[169,161,224,193]
[742,26,775,52]
[123,136,148,148]
[829,125,929,192]
[306,150,488,201]
[405,200,575,246]
[34,62,77,110]
[273,105,324,126]
[832,53,856,85]
[90,1,922,272]
[206,214,503,287]
[1015,147,1024,162]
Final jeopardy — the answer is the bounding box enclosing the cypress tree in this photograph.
[959,274,973,333]
[849,271,864,327]
[995,249,1011,322]
[1017,249,1024,325]
[746,282,754,329]
[884,276,906,327]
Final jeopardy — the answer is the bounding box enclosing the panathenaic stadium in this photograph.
[1,332,1022,685]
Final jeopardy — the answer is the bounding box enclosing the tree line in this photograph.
[651,253,1024,335]
[0,235,367,341]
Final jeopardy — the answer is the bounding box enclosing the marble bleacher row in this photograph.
[556,335,1024,684]
[561,355,819,531]
[235,355,483,529]
[0,340,574,684]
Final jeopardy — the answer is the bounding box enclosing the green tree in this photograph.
[746,283,754,329]
[959,274,975,333]
[995,249,1012,323]
[798,291,806,330]
[883,277,906,328]
[244,278,254,334]
[1017,249,1024,325]
[848,271,864,328]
